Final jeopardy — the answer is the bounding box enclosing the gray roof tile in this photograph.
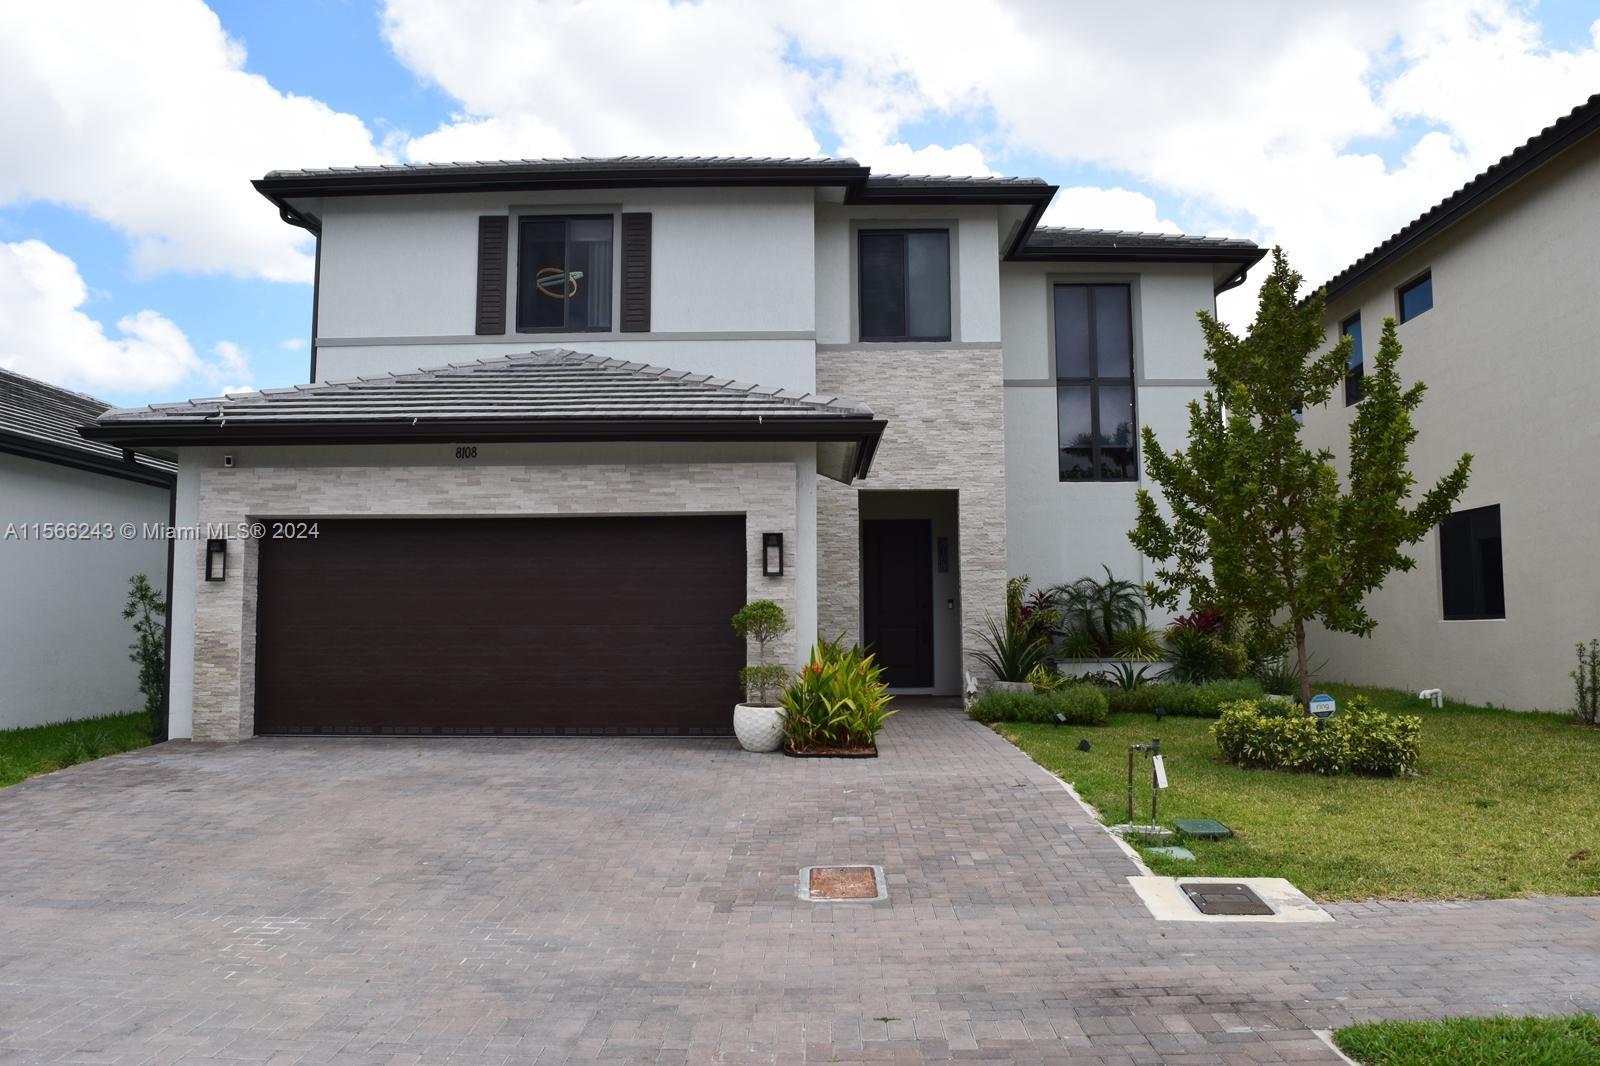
[0,367,174,475]
[1024,227,1260,252]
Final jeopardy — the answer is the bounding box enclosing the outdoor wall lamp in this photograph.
[205,538,227,582]
[762,532,784,577]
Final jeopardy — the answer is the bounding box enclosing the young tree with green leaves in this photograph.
[1129,249,1472,709]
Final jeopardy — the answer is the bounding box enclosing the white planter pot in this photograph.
[988,680,1034,695]
[733,704,784,752]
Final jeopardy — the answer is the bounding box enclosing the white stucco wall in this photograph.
[1298,138,1600,711]
[0,454,170,730]
[1000,261,1217,616]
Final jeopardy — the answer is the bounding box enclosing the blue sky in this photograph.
[2,1,1596,407]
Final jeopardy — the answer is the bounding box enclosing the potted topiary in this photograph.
[731,599,791,752]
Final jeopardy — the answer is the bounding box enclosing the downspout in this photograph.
[1215,262,1252,295]
[275,202,322,383]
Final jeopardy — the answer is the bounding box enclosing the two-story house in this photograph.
[85,157,1262,742]
[1299,95,1600,711]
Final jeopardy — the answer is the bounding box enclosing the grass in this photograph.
[0,711,156,788]
[997,682,1600,901]
[1334,1014,1600,1065]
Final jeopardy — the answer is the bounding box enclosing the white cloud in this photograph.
[280,338,307,352]
[0,0,384,282]
[0,240,202,394]
[1042,188,1182,235]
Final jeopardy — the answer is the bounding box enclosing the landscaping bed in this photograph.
[1334,1013,1600,1065]
[0,712,156,788]
[996,683,1600,901]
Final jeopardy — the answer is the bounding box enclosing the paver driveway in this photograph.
[2,703,1597,1064]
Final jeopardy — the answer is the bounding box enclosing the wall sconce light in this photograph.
[205,538,227,582]
[762,532,783,577]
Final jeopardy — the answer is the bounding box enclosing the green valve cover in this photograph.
[1174,818,1233,839]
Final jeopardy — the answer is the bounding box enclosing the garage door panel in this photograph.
[254,516,747,735]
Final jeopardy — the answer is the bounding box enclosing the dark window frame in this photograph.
[1342,312,1364,406]
[855,227,953,343]
[1397,270,1433,324]
[515,213,616,334]
[1439,504,1505,621]
[1053,282,1139,483]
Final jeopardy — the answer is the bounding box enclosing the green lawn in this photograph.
[1334,1014,1600,1065]
[997,683,1600,901]
[0,712,156,788]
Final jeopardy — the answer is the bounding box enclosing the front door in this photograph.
[862,518,934,688]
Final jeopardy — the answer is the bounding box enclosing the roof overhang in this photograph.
[2,428,175,488]
[1008,240,1267,294]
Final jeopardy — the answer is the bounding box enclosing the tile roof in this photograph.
[0,367,174,481]
[1022,227,1261,255]
[262,155,860,181]
[1314,93,1600,302]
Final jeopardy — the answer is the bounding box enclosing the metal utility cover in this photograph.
[798,865,888,902]
[1181,882,1274,916]
[1174,818,1233,839]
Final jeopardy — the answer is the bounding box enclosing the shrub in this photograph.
[123,574,166,728]
[972,611,1050,682]
[779,636,895,749]
[1107,679,1264,717]
[968,683,1108,726]
[731,600,790,705]
[1212,696,1420,776]
[1574,638,1599,725]
[1052,566,1150,659]
[1164,625,1227,683]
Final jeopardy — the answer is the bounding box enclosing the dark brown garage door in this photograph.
[254,516,746,736]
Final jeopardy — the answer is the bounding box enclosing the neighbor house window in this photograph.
[1342,313,1363,406]
[1440,504,1505,620]
[1055,283,1137,481]
[517,216,613,331]
[1398,271,1433,323]
[858,229,951,341]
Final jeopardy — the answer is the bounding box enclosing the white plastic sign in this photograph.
[1309,693,1337,719]
[1152,754,1168,789]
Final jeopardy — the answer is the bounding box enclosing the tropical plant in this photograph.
[123,574,166,732]
[779,635,895,750]
[1130,249,1471,708]
[1104,660,1155,691]
[1110,624,1165,662]
[971,611,1051,682]
[1254,656,1302,697]
[1025,662,1067,693]
[1574,638,1600,725]
[730,600,790,706]
[1164,625,1227,684]
[1052,565,1149,659]
[1168,607,1224,636]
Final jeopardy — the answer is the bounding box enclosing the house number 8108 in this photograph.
[454,446,478,460]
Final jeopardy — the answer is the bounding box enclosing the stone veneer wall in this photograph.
[815,348,1007,683]
[191,461,798,742]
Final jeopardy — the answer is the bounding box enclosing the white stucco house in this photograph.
[83,156,1263,741]
[1300,93,1600,711]
[1,369,173,731]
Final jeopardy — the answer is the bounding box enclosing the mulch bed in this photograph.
[782,742,878,758]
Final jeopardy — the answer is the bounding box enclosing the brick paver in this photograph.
[1,702,1596,1063]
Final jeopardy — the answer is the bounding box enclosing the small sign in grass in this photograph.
[1334,1013,1600,1065]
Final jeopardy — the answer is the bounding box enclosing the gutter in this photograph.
[1,430,175,488]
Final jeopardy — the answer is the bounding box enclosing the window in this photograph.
[1440,505,1505,620]
[1342,313,1363,406]
[858,229,951,341]
[516,216,613,332]
[1398,272,1433,323]
[1055,283,1137,481]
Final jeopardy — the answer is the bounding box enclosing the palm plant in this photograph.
[972,612,1051,682]
[1052,566,1148,659]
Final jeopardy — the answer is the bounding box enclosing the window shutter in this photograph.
[619,212,652,333]
[475,216,509,335]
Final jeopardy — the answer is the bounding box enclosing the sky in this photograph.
[1,0,1598,408]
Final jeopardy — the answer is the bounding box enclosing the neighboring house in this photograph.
[85,156,1262,741]
[1,369,174,730]
[1300,94,1600,711]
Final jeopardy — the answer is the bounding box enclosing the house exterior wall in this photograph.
[1298,137,1600,711]
[0,453,170,729]
[167,443,808,741]
[999,261,1217,622]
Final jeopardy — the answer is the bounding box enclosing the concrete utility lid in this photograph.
[1174,818,1233,839]
[798,865,888,902]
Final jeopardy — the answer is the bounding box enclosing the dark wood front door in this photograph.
[253,516,746,735]
[861,519,934,688]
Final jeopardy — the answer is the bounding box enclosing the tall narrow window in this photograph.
[858,230,951,341]
[516,216,613,332]
[1055,284,1137,481]
[1440,505,1505,620]
[1398,271,1433,323]
[1342,313,1363,406]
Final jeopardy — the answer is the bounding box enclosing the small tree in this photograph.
[123,573,166,726]
[731,600,790,706]
[1129,249,1471,709]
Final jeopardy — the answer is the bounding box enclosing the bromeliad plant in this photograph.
[780,635,896,751]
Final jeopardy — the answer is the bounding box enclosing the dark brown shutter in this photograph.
[619,212,652,332]
[475,216,509,335]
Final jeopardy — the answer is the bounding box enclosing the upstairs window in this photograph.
[1055,283,1137,481]
[858,230,951,341]
[517,216,613,332]
[1398,271,1433,323]
[1342,313,1364,406]
[1440,505,1505,620]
